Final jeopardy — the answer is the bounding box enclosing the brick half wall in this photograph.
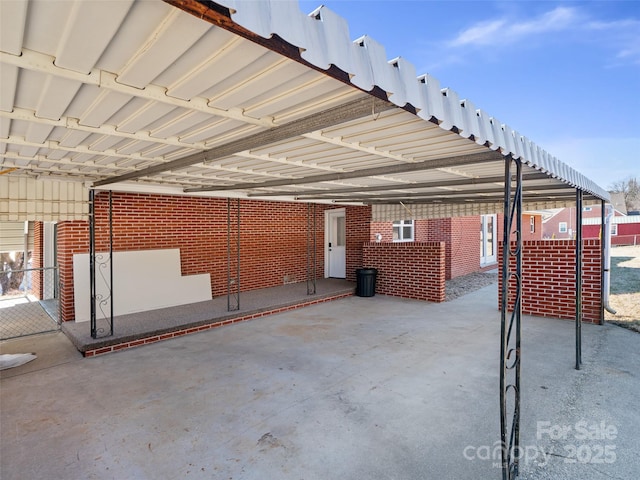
[498,240,602,323]
[362,242,445,302]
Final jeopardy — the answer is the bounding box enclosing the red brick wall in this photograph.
[498,240,602,323]
[31,221,44,299]
[55,192,370,321]
[362,242,446,302]
[370,216,499,280]
[369,222,394,242]
[57,221,89,321]
[346,206,372,282]
[450,217,481,278]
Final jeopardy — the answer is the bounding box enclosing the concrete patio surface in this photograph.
[1,284,639,480]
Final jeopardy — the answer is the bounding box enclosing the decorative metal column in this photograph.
[307,203,317,295]
[227,198,240,311]
[575,190,583,370]
[500,155,522,480]
[89,189,95,336]
[90,190,114,338]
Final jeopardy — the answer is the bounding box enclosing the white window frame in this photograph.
[392,219,414,242]
[559,222,568,233]
[480,214,497,265]
[530,216,535,233]
[611,224,618,236]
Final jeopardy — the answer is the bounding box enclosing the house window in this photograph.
[611,224,618,236]
[392,219,414,242]
[530,216,535,233]
[583,206,592,212]
[559,222,568,233]
[480,214,497,265]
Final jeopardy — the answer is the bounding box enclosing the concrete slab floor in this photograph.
[1,285,638,480]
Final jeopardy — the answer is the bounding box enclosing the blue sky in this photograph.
[298,0,639,191]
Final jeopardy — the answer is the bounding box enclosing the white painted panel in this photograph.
[0,64,18,112]
[25,122,54,144]
[36,76,82,120]
[73,249,212,322]
[54,0,134,74]
[116,9,211,89]
[0,0,28,55]
[79,90,132,128]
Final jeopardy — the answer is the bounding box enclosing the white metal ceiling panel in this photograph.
[79,91,133,129]
[35,76,82,121]
[0,64,18,112]
[0,0,27,56]
[114,102,178,135]
[94,1,175,74]
[53,0,134,74]
[115,8,211,89]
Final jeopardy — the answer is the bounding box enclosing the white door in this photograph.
[325,209,346,278]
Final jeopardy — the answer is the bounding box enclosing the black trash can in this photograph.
[356,268,377,297]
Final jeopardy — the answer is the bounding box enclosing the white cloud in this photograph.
[449,7,579,47]
[446,6,640,67]
[449,19,506,47]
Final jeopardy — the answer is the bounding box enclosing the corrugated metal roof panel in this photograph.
[0,0,609,221]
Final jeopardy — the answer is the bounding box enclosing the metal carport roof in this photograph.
[0,0,609,222]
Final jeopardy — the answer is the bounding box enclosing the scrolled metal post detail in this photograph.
[90,190,114,338]
[500,156,523,479]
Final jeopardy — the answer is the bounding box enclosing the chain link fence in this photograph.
[0,266,60,340]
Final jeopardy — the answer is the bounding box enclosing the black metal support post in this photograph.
[576,190,583,370]
[500,156,522,480]
[108,190,113,336]
[600,199,606,325]
[227,198,240,311]
[307,203,317,295]
[90,190,114,338]
[89,189,96,338]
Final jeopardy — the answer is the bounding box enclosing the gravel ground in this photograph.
[605,245,640,332]
[446,269,498,301]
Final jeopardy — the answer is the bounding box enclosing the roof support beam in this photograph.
[320,183,574,202]
[184,151,504,193]
[93,96,395,187]
[252,172,551,198]
[365,192,598,205]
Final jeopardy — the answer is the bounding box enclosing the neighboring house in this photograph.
[370,212,542,280]
[538,193,639,245]
[583,215,640,246]
[541,193,627,240]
